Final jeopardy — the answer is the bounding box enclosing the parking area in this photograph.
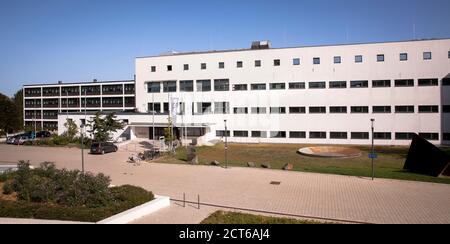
[1,144,449,224]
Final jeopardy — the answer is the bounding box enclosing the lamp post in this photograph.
[371,118,375,181]
[224,119,228,169]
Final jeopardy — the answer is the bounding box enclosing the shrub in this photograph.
[2,181,14,195]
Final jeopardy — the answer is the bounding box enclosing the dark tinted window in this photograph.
[355,55,363,63]
[270,107,286,114]
[377,54,385,62]
[293,58,300,65]
[290,131,306,138]
[289,82,305,89]
[183,64,189,70]
[395,106,415,113]
[289,107,306,114]
[233,107,248,114]
[180,80,194,92]
[255,60,261,67]
[330,132,347,139]
[274,59,281,66]
[197,80,211,92]
[350,80,368,88]
[251,84,266,90]
[442,78,450,86]
[214,79,230,91]
[351,132,369,139]
[147,82,160,93]
[233,84,248,91]
[216,130,230,137]
[219,62,225,69]
[351,106,369,113]
[423,52,432,60]
[443,105,450,113]
[309,82,326,89]
[251,131,267,138]
[329,81,347,88]
[395,79,414,87]
[330,106,347,113]
[201,63,207,70]
[251,107,266,114]
[334,56,341,64]
[237,61,243,68]
[270,83,285,90]
[309,107,326,113]
[310,132,326,139]
[372,80,391,87]
[418,79,438,86]
[163,81,177,92]
[270,131,286,138]
[373,106,391,113]
[374,132,391,140]
[400,53,408,61]
[313,57,320,64]
[418,106,439,113]
[419,133,439,141]
[396,133,415,140]
[233,131,248,137]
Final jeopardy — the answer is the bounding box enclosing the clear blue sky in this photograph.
[1,0,450,97]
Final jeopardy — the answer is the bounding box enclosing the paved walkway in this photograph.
[1,144,449,224]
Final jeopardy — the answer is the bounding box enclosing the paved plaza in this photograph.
[1,144,449,224]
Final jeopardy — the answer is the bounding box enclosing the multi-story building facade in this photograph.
[23,80,136,131]
[133,39,450,146]
[25,38,450,146]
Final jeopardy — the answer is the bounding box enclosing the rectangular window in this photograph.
[351,106,369,113]
[418,79,438,86]
[289,82,306,89]
[443,78,450,86]
[233,84,248,91]
[400,53,408,61]
[183,64,189,71]
[373,106,391,113]
[196,80,211,92]
[180,80,194,92]
[395,79,414,87]
[251,131,267,138]
[355,55,363,63]
[374,132,392,140]
[419,133,439,141]
[233,131,248,138]
[270,131,286,138]
[330,132,347,139]
[201,63,207,70]
[396,133,415,140]
[273,59,281,66]
[219,62,225,69]
[351,132,369,140]
[443,105,450,113]
[372,80,391,88]
[197,102,212,114]
[329,106,347,113]
[163,81,177,92]
[443,133,450,141]
[251,107,266,114]
[395,106,415,113]
[214,79,230,91]
[237,61,243,68]
[214,102,230,114]
[234,107,248,114]
[334,56,341,64]
[309,107,326,114]
[216,130,230,137]
[309,82,326,89]
[251,83,266,90]
[377,54,385,62]
[418,105,439,113]
[270,107,286,114]
[270,83,285,90]
[163,103,169,113]
[148,103,161,113]
[289,107,306,114]
[151,66,156,72]
[167,65,172,71]
[329,81,347,88]
[255,60,261,67]
[423,52,432,60]
[350,80,368,88]
[293,58,300,65]
[290,131,306,138]
[310,132,326,139]
[147,82,160,93]
[313,57,320,65]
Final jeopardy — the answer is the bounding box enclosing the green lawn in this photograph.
[156,143,450,184]
[200,211,328,224]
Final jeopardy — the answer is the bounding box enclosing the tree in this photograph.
[12,89,23,130]
[63,118,78,140]
[87,112,124,142]
[0,93,20,136]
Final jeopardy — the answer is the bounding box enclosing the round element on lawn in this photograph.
[298,146,362,158]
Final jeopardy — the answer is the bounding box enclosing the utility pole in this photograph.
[371,119,375,181]
[224,119,228,169]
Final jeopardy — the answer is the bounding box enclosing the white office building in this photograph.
[25,39,450,146]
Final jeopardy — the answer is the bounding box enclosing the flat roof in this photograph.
[23,80,135,87]
[136,38,450,59]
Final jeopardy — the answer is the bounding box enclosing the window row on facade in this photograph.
[215,130,443,141]
[146,78,450,93]
[146,102,449,115]
[24,97,136,108]
[150,51,450,72]
[24,84,135,97]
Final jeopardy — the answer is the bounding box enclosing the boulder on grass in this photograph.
[283,163,294,171]
[211,160,220,166]
[261,163,271,169]
[247,162,256,168]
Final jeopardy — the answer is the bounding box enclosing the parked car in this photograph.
[90,142,118,155]
[6,134,32,145]
[36,131,51,138]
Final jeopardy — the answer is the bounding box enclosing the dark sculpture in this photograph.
[404,134,450,177]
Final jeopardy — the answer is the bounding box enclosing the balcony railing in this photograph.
[25,103,42,108]
[25,93,41,97]
[43,103,59,108]
[43,115,58,120]
[42,92,60,97]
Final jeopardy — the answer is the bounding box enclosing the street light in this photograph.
[370,118,375,181]
[224,119,228,169]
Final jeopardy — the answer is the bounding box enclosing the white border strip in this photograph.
[97,195,170,224]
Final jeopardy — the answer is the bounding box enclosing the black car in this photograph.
[90,142,118,155]
[36,131,51,138]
